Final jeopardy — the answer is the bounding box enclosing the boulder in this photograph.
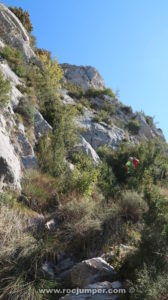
[61,64,105,90]
[71,257,116,288]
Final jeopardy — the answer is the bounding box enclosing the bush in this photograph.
[129,266,168,300]
[76,102,85,115]
[145,115,154,127]
[22,170,59,213]
[102,100,116,115]
[1,45,25,77]
[117,190,148,221]
[62,82,84,100]
[120,105,133,114]
[16,84,29,94]
[0,70,10,106]
[58,193,103,238]
[92,109,112,125]
[0,193,55,300]
[126,119,140,135]
[70,151,99,196]
[103,88,115,98]
[85,87,115,99]
[98,161,116,198]
[16,96,34,126]
[9,6,33,33]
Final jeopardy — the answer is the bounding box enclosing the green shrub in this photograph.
[129,266,168,300]
[70,151,99,196]
[145,115,154,127]
[22,170,59,213]
[79,97,91,108]
[0,71,10,106]
[16,84,29,94]
[9,6,33,33]
[103,88,115,98]
[16,96,34,126]
[85,87,115,99]
[63,82,84,99]
[117,190,148,221]
[76,102,85,115]
[120,105,133,114]
[102,100,116,115]
[37,132,67,178]
[58,194,103,238]
[126,119,140,135]
[1,45,25,77]
[0,193,56,300]
[98,161,116,198]
[92,109,112,125]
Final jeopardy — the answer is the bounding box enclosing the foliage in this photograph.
[37,104,77,178]
[58,193,103,239]
[1,45,25,77]
[16,96,35,126]
[145,115,154,127]
[117,190,148,221]
[0,193,56,300]
[85,87,115,98]
[63,82,85,99]
[9,6,33,33]
[126,119,140,135]
[120,105,133,114]
[103,88,115,98]
[92,109,112,125]
[98,161,116,198]
[129,266,168,300]
[70,151,99,196]
[0,70,10,106]
[22,170,59,213]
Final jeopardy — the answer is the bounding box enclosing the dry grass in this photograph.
[22,170,59,213]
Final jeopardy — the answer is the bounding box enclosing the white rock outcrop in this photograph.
[34,110,52,139]
[77,110,128,150]
[61,63,105,90]
[76,136,100,165]
[0,3,35,61]
[0,126,21,191]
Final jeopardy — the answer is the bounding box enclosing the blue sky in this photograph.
[2,0,168,140]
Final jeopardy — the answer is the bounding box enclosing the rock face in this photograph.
[61,63,105,90]
[71,257,116,288]
[76,136,100,165]
[0,124,21,191]
[0,3,35,61]
[34,110,52,139]
[76,110,131,150]
[0,60,22,108]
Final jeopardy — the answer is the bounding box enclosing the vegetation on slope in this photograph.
[0,5,168,300]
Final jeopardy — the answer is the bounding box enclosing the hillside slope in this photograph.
[0,4,168,300]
